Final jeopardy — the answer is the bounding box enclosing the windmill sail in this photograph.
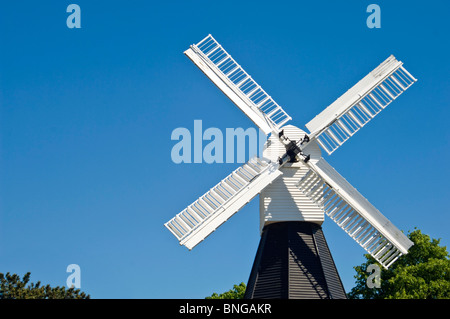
[165,157,282,250]
[306,55,417,155]
[185,34,291,135]
[297,158,413,269]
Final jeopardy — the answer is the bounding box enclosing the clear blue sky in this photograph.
[0,1,448,298]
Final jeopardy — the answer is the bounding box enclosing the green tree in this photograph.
[206,282,246,299]
[0,272,90,299]
[348,228,450,299]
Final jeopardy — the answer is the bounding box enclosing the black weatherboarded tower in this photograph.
[244,222,347,299]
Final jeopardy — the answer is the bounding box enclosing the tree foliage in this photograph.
[348,228,450,299]
[0,272,90,299]
[206,282,246,299]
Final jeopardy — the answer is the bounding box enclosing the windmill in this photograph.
[165,34,417,299]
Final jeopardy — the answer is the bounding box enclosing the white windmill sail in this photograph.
[165,157,282,250]
[306,55,417,155]
[297,158,413,269]
[184,34,291,135]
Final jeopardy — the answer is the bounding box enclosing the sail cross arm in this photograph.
[297,158,413,268]
[165,157,282,250]
[306,55,417,155]
[185,34,291,135]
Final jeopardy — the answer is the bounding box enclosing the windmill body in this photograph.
[165,34,417,298]
[260,125,323,230]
